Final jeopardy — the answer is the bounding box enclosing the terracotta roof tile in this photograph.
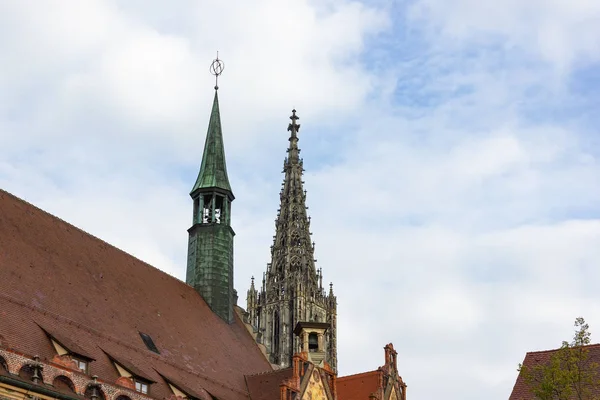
[245,368,293,400]
[509,343,600,400]
[0,189,272,400]
[337,370,380,400]
[36,322,95,360]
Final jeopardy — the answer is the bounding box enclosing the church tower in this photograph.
[247,110,338,371]
[186,58,236,323]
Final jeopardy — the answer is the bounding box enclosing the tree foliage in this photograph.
[518,318,600,400]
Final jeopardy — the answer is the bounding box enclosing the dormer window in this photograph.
[74,358,88,374]
[135,380,148,394]
[107,353,154,396]
[159,374,195,400]
[38,324,94,374]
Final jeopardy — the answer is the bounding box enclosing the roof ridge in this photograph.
[245,367,293,377]
[0,189,193,292]
[338,369,378,380]
[526,343,600,355]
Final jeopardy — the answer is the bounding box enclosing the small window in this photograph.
[135,381,148,394]
[139,332,160,354]
[74,358,88,373]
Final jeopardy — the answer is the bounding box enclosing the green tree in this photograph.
[518,318,600,400]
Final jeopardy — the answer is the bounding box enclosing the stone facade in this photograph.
[247,110,337,371]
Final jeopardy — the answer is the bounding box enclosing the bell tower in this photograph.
[186,57,236,323]
[247,110,337,371]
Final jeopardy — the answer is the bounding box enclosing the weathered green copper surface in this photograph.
[187,223,235,323]
[186,88,235,324]
[191,91,233,194]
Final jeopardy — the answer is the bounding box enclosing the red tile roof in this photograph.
[337,370,380,400]
[245,368,293,400]
[509,344,600,400]
[0,189,272,400]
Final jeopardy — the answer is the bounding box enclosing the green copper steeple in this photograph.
[190,90,233,195]
[186,57,236,324]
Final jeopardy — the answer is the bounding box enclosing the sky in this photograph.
[1,1,600,399]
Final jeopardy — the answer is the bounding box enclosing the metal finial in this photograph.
[210,52,225,90]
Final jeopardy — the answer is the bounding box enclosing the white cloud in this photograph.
[0,0,388,157]
[1,1,600,400]
[408,0,600,70]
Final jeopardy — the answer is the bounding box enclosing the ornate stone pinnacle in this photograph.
[288,109,301,133]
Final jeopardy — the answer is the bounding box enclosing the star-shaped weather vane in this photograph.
[210,52,225,90]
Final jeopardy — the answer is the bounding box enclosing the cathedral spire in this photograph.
[275,109,315,279]
[247,109,338,371]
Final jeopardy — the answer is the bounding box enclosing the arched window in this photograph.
[53,376,76,393]
[273,310,280,362]
[18,364,35,381]
[308,333,318,352]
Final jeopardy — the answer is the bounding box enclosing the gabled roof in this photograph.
[509,343,600,400]
[36,322,95,361]
[245,368,293,400]
[337,370,380,400]
[0,189,271,400]
[103,349,155,383]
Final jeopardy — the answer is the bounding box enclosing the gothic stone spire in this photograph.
[247,110,338,371]
[275,109,316,283]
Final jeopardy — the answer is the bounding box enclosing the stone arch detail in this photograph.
[18,364,36,382]
[53,375,76,393]
[105,387,136,400]
[10,358,28,376]
[43,367,82,392]
[85,384,107,400]
[114,394,133,400]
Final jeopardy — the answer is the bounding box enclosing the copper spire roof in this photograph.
[191,90,233,196]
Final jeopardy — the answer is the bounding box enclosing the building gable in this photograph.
[388,386,399,400]
[300,367,332,400]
